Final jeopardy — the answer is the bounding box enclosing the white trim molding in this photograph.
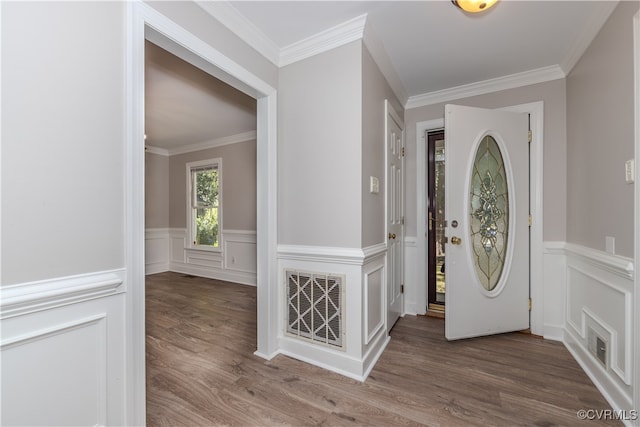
[1,270,127,426]
[145,228,170,275]
[280,14,367,67]
[166,228,257,286]
[277,243,390,381]
[559,2,618,75]
[406,66,564,109]
[1,269,126,320]
[278,245,363,265]
[559,242,635,415]
[146,131,257,157]
[194,1,280,66]
[633,10,640,423]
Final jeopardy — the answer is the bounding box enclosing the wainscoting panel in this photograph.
[277,243,389,381]
[0,270,127,426]
[402,237,422,315]
[562,243,634,413]
[542,242,566,340]
[223,230,257,274]
[145,228,170,274]
[165,228,257,285]
[364,264,384,345]
[169,228,187,264]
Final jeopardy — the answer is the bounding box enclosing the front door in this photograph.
[444,104,529,340]
[386,101,404,332]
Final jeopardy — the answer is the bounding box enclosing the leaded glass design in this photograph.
[470,136,509,291]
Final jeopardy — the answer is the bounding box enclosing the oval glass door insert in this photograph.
[469,135,509,291]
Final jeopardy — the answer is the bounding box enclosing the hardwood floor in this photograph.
[146,272,619,426]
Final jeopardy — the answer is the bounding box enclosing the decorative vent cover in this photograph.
[286,270,344,349]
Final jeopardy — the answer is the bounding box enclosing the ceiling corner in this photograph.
[559,1,618,76]
[279,13,368,67]
[363,22,408,108]
[195,0,281,66]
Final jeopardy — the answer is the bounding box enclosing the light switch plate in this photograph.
[625,159,634,184]
[606,236,615,254]
[370,176,379,194]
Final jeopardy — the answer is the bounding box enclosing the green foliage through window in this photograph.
[192,167,219,247]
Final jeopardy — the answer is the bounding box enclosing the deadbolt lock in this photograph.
[451,236,462,245]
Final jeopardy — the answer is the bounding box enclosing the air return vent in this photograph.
[286,270,345,349]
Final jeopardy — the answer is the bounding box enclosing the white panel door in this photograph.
[444,104,529,340]
[386,101,404,331]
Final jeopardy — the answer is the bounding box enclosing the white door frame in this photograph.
[125,3,278,425]
[415,101,544,335]
[632,9,640,423]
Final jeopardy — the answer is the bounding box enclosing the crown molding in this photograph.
[145,145,169,156]
[405,65,565,110]
[280,14,368,67]
[195,1,280,66]
[363,22,408,107]
[168,130,257,156]
[560,1,618,75]
[145,131,256,157]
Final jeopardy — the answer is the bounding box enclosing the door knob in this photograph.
[451,236,462,245]
[388,233,396,240]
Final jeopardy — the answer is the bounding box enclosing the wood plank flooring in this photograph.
[146,272,619,426]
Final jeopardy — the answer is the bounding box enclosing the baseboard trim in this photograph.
[543,324,564,341]
[564,328,633,414]
[169,262,256,286]
[362,334,391,380]
[145,262,170,276]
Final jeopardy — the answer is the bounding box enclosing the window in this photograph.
[187,158,221,250]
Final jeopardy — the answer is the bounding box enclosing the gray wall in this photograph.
[278,41,363,248]
[361,45,404,248]
[168,141,257,231]
[405,79,568,242]
[2,2,126,285]
[145,152,170,229]
[566,1,639,258]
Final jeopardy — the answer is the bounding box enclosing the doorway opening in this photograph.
[427,129,446,316]
[127,4,279,423]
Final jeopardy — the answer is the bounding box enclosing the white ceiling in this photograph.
[228,0,615,96]
[145,41,256,150]
[146,1,616,150]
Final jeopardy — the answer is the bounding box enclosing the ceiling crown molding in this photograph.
[559,1,618,75]
[195,1,280,66]
[145,131,257,157]
[405,65,565,110]
[279,14,368,67]
[197,2,367,68]
[168,130,257,156]
[145,146,169,157]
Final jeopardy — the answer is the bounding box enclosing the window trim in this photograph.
[186,157,222,252]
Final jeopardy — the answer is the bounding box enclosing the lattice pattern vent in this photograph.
[286,270,344,349]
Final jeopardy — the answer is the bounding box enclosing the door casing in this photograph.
[126,3,279,424]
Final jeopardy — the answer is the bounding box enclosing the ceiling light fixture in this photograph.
[452,0,498,13]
